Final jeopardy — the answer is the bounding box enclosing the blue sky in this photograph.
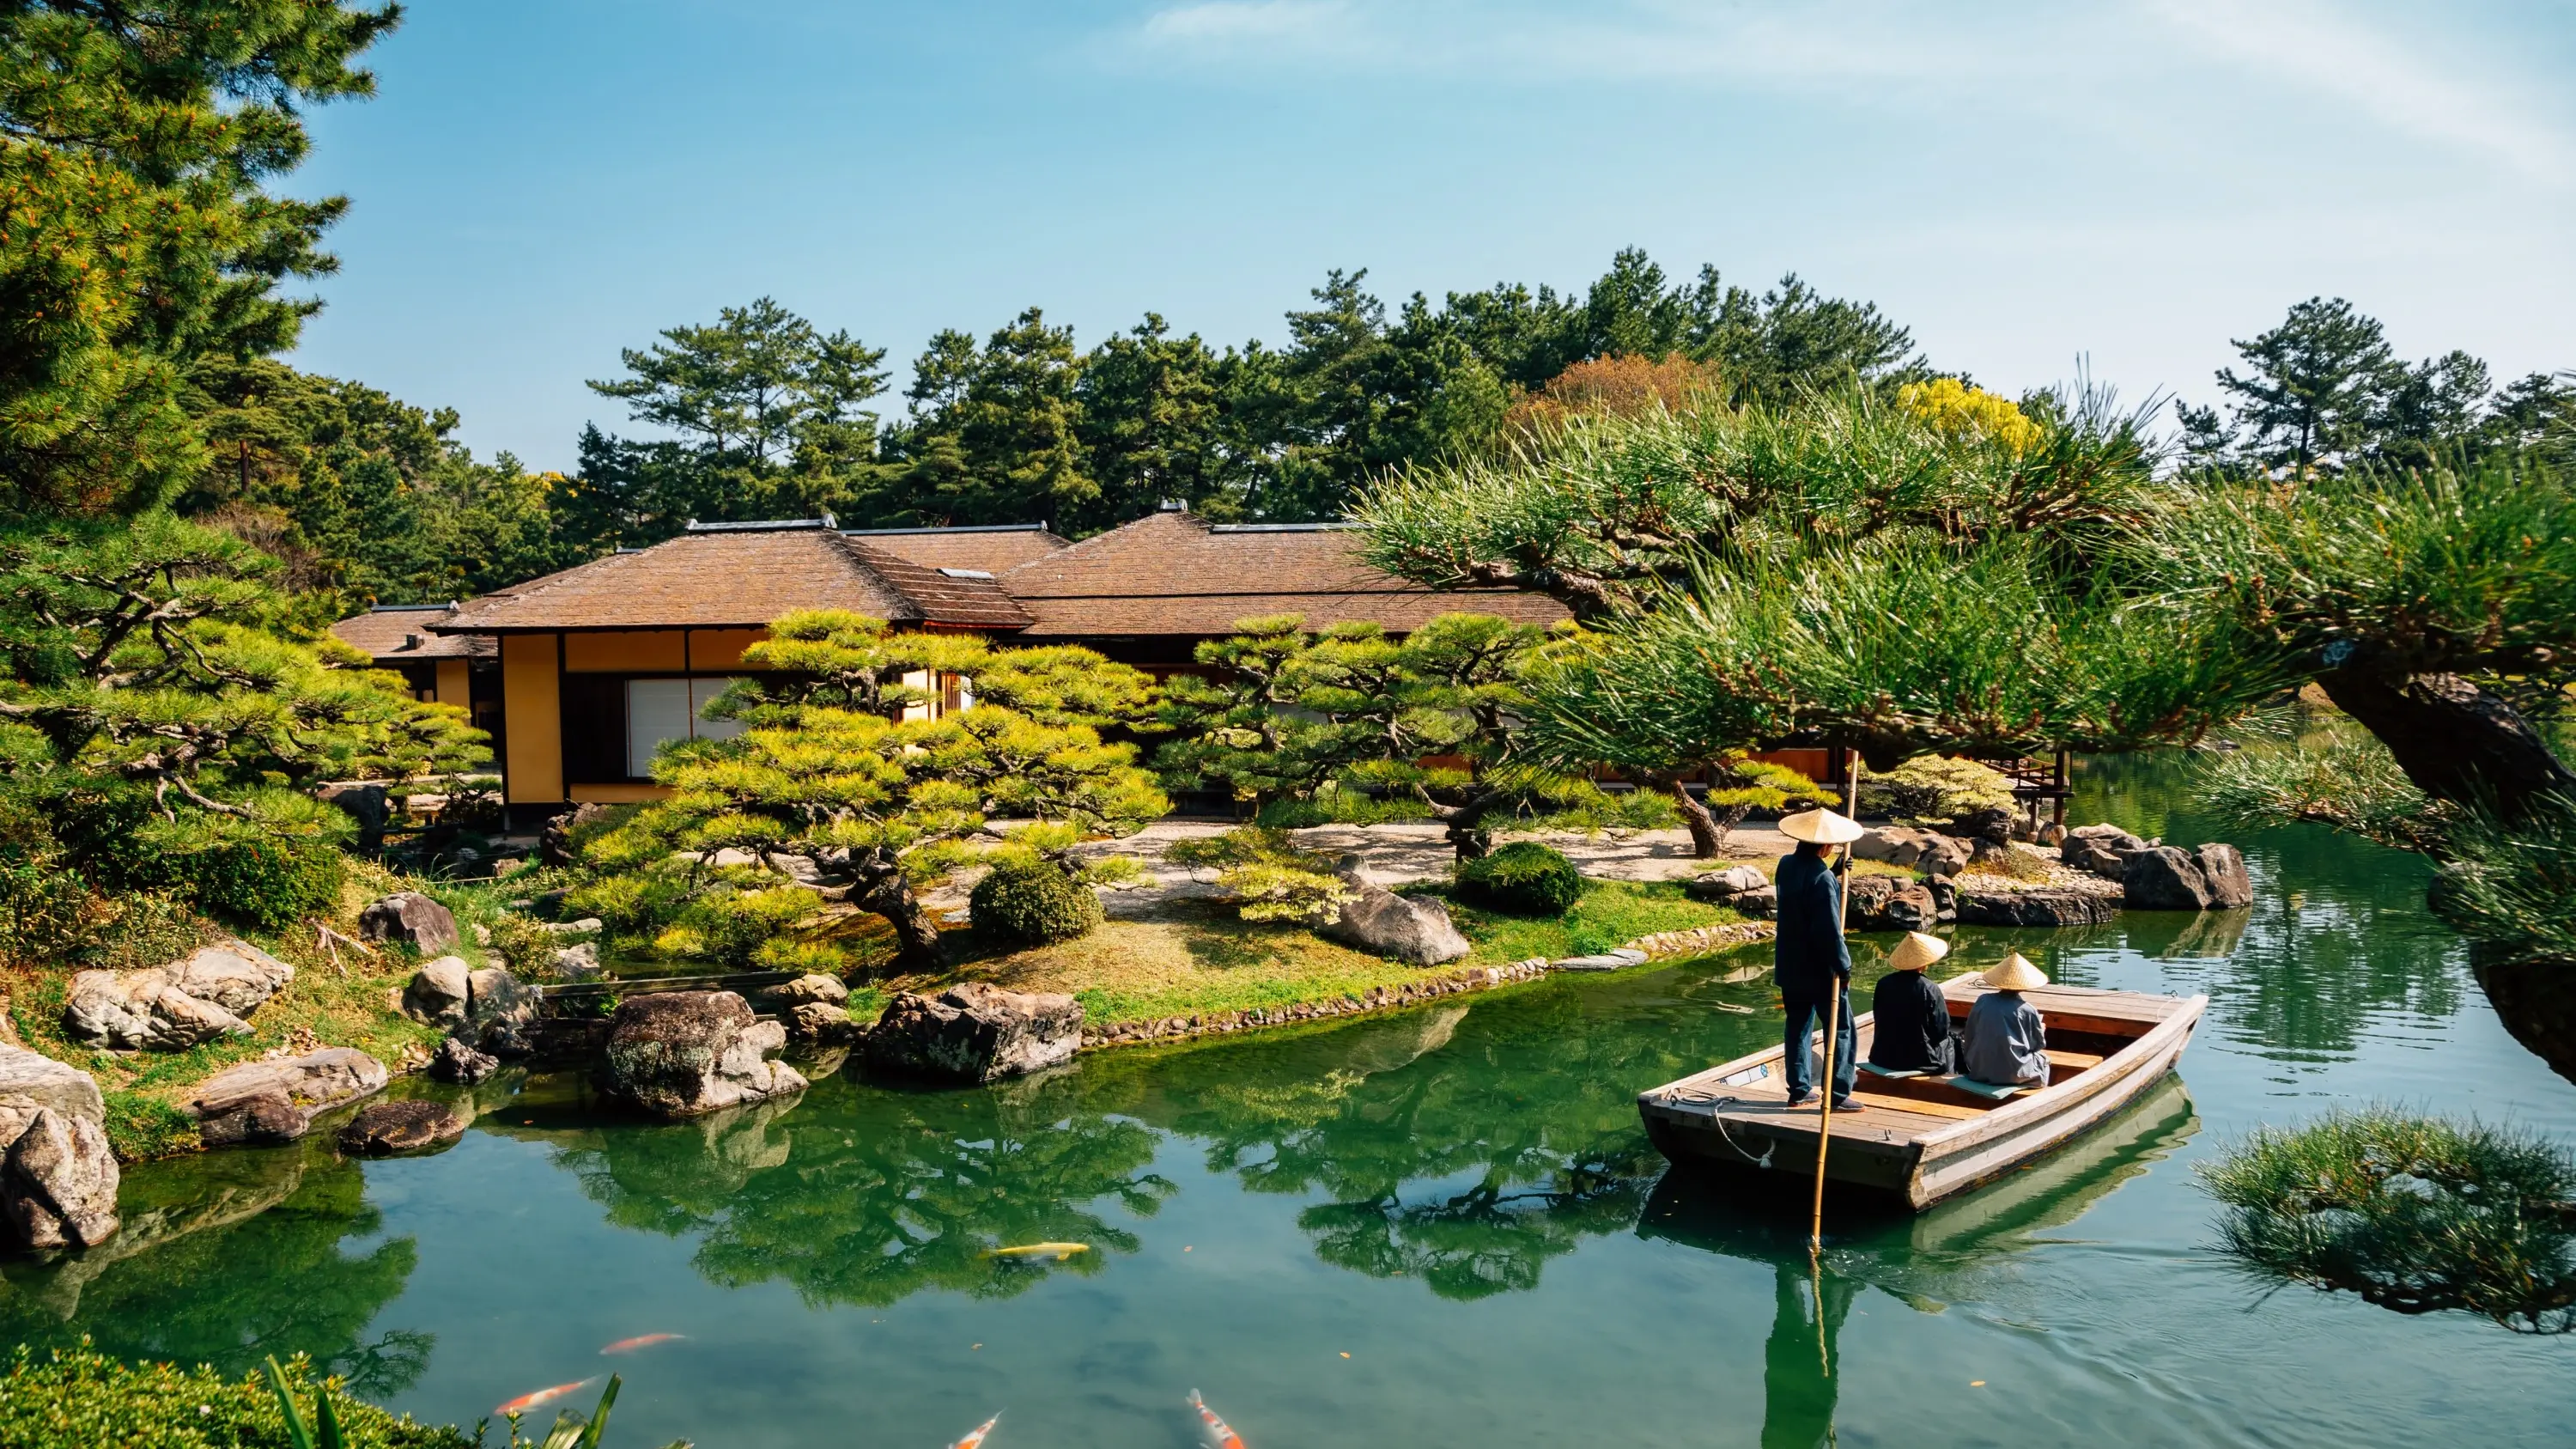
[289,0,2576,472]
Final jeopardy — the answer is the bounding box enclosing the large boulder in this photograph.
[64,971,246,1052]
[0,1047,117,1250]
[428,1034,500,1085]
[357,892,459,953]
[161,941,295,1016]
[1955,887,2122,927]
[1844,874,1940,932]
[0,1046,105,1126]
[2197,843,2255,910]
[401,956,472,1028]
[186,1048,389,1149]
[1685,865,1771,901]
[539,802,615,868]
[63,939,295,1050]
[1732,886,1779,919]
[757,974,851,1013]
[1319,882,1471,965]
[549,941,603,983]
[2063,824,2150,880]
[598,992,808,1117]
[863,983,1083,1084]
[784,1002,859,1045]
[2123,846,2215,911]
[337,1099,466,1156]
[1953,806,2019,843]
[1851,826,1936,868]
[460,966,538,1057]
[2,1109,118,1249]
[316,782,392,849]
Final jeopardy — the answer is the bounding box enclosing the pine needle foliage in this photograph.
[2200,1109,2576,1333]
[1353,381,2165,619]
[2130,450,2576,684]
[576,610,1163,971]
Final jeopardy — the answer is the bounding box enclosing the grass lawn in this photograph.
[900,878,1746,1031]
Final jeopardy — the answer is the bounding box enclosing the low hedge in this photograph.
[1456,841,1584,916]
[0,1346,471,1449]
[971,858,1103,946]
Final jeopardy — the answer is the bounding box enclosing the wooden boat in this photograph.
[1637,975,2208,1210]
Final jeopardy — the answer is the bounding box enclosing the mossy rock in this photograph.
[1456,842,1584,916]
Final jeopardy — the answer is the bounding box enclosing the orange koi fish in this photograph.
[950,1410,1002,1448]
[495,1378,598,1416]
[600,1333,685,1355]
[1189,1389,1247,1449]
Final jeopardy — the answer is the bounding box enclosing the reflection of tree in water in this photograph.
[1087,970,1792,1299]
[0,1142,428,1397]
[538,1068,1173,1307]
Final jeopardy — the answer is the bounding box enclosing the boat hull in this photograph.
[1637,984,2207,1211]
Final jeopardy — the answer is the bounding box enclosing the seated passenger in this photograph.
[1867,931,1956,1075]
[1961,953,2050,1087]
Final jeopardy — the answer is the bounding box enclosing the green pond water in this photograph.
[8,757,2576,1447]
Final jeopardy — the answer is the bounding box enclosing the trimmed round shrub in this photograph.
[971,858,1103,946]
[1456,841,1584,916]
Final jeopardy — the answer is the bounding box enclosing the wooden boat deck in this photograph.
[1638,976,2207,1209]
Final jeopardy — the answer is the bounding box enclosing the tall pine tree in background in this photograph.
[2176,295,2576,477]
[1,0,400,516]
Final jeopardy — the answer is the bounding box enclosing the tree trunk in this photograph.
[2470,953,2576,1089]
[2320,668,2576,823]
[857,859,945,970]
[1653,776,1725,858]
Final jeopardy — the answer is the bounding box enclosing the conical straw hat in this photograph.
[1983,953,2050,991]
[1778,806,1865,845]
[1887,931,1950,972]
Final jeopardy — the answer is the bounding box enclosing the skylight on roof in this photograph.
[938,567,995,579]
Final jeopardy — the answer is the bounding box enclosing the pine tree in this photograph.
[2212,296,2400,473]
[0,0,401,516]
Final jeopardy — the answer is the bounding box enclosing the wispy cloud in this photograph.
[1128,1,1998,86]
[1126,0,2574,180]
[2126,0,2566,179]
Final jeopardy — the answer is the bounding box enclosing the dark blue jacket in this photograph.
[1772,849,1852,993]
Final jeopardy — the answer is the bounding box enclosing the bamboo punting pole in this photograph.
[1808,754,1864,1261]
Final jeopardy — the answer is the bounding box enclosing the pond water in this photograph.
[8,758,2576,1447]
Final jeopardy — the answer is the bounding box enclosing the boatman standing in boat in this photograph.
[1774,806,1869,1112]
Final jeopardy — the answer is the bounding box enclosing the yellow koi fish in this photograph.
[496,1378,597,1416]
[1189,1389,1248,1448]
[951,1411,1001,1447]
[982,1242,1089,1261]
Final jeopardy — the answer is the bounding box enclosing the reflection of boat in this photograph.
[1637,978,2206,1209]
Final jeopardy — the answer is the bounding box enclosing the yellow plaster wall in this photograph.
[686,628,765,671]
[570,782,672,804]
[501,634,562,804]
[564,630,685,673]
[434,659,471,707]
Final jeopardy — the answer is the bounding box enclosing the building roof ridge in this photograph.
[997,508,1201,580]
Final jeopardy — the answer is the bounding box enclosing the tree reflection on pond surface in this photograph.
[0,1136,427,1397]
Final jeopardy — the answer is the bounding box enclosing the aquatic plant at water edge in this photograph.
[2197,1108,2576,1333]
[0,1344,469,1449]
[1455,842,1583,917]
